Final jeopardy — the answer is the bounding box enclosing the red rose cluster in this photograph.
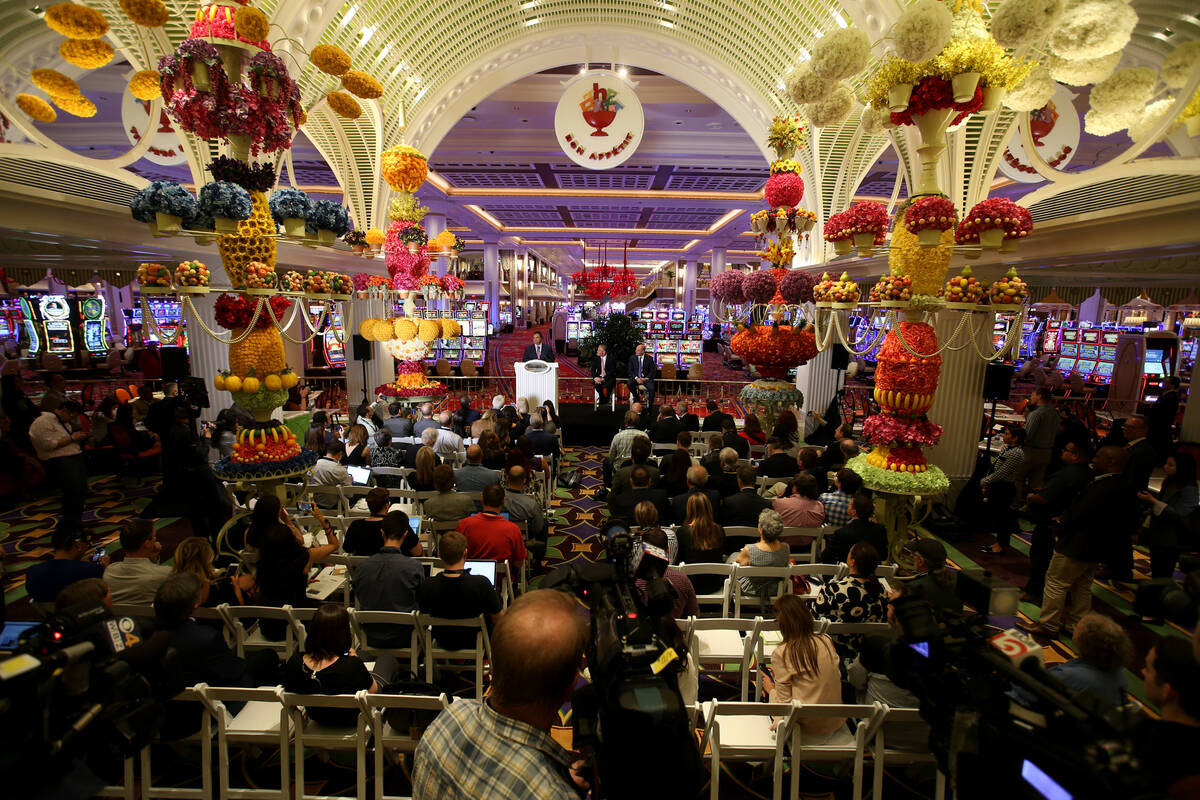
[875,322,942,396]
[214,293,292,331]
[904,196,957,234]
[891,76,983,128]
[955,198,1033,243]
[765,171,804,209]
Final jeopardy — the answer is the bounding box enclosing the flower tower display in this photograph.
[358,314,454,398]
[381,146,432,307]
[754,116,814,269]
[210,293,315,479]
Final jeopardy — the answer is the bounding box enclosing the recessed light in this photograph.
[674,120,683,125]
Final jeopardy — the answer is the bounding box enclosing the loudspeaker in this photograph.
[983,362,1014,401]
[351,334,372,361]
[830,344,850,371]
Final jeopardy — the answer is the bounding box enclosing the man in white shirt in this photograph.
[433,411,466,465]
[29,401,89,531]
[103,519,172,605]
[311,438,351,508]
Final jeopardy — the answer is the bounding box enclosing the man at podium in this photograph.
[521,331,555,363]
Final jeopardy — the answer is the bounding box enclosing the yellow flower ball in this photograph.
[364,227,386,245]
[417,319,441,343]
[393,318,417,341]
[16,93,56,123]
[129,69,161,100]
[119,0,168,27]
[59,38,114,69]
[241,376,261,394]
[341,69,382,99]
[888,213,953,296]
[325,90,361,120]
[213,374,226,391]
[440,318,462,338]
[31,69,79,99]
[358,317,379,340]
[311,44,352,76]
[371,319,395,341]
[233,6,269,41]
[53,94,97,118]
[44,3,109,39]
[263,373,282,392]
[281,371,299,389]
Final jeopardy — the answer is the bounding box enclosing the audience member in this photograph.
[1023,439,1093,603]
[609,410,649,467]
[675,493,725,590]
[772,473,825,528]
[770,409,799,446]
[433,411,467,464]
[1043,613,1131,707]
[610,465,671,524]
[410,446,438,492]
[404,428,437,467]
[453,394,481,437]
[734,509,791,599]
[756,437,796,478]
[457,484,527,567]
[980,424,1025,554]
[525,412,560,460]
[383,403,412,437]
[669,465,721,523]
[40,372,69,412]
[764,595,848,743]
[420,464,474,523]
[721,418,750,459]
[657,431,694,497]
[1137,451,1197,583]
[635,527,698,619]
[818,468,863,528]
[1146,376,1181,461]
[713,447,742,497]
[153,573,263,690]
[477,430,509,470]
[819,437,858,471]
[649,405,682,444]
[353,520,424,647]
[1018,388,1058,499]
[813,541,886,658]
[612,437,659,495]
[702,400,733,433]
[54,576,112,613]
[416,531,504,650]
[25,528,106,604]
[305,410,331,454]
[675,400,699,432]
[103,520,172,604]
[739,413,767,446]
[698,433,725,477]
[1133,637,1200,797]
[904,538,961,616]
[413,590,585,798]
[819,493,887,565]
[343,487,392,555]
[504,465,547,544]
[368,429,406,487]
[255,522,340,637]
[172,536,251,607]
[341,423,371,466]
[455,444,501,493]
[412,403,438,439]
[311,439,351,507]
[284,604,381,726]
[722,465,772,529]
[507,434,548,481]
[29,400,89,531]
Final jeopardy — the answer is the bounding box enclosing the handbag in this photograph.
[790,571,811,596]
[558,469,582,489]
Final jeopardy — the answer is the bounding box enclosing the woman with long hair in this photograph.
[739,413,767,446]
[255,522,339,639]
[813,541,886,658]
[629,501,678,564]
[765,595,847,741]
[471,409,495,441]
[342,423,371,466]
[541,400,560,435]
[173,536,253,606]
[283,603,381,726]
[1138,450,1199,583]
[507,434,547,479]
[411,446,437,491]
[771,409,799,446]
[677,493,726,592]
[477,430,508,469]
[659,432,693,497]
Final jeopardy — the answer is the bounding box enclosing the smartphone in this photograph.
[297,501,314,512]
[90,547,106,563]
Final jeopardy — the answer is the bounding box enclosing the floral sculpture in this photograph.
[198,180,252,233]
[955,197,1033,249]
[307,200,352,243]
[904,196,958,247]
[129,180,199,234]
[379,145,432,293]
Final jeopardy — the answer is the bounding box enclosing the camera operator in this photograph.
[412,589,589,799]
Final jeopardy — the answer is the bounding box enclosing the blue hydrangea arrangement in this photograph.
[198,181,253,221]
[306,201,352,235]
[268,188,313,224]
[130,180,199,223]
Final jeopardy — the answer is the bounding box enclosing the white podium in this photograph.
[514,360,559,410]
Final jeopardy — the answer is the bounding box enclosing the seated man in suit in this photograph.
[405,427,439,467]
[591,343,616,407]
[521,331,555,362]
[702,400,733,433]
[627,344,657,409]
[819,493,887,564]
[723,465,773,528]
[525,411,560,461]
[675,401,700,432]
[669,465,723,524]
[721,417,750,459]
[648,405,683,445]
[756,437,796,478]
[612,437,660,496]
[609,465,671,524]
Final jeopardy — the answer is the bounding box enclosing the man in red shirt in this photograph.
[456,483,527,567]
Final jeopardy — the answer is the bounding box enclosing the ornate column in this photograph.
[483,240,500,330]
[794,346,838,437]
[345,296,391,407]
[182,292,225,424]
[926,309,990,494]
[710,246,727,281]
[683,258,698,314]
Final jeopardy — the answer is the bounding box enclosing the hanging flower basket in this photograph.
[214,216,239,234]
[317,229,336,245]
[833,239,852,255]
[951,72,981,103]
[156,212,182,233]
[979,228,1005,249]
[852,232,876,254]
[282,217,305,237]
[888,83,914,112]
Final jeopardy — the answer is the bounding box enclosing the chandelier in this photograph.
[575,242,637,299]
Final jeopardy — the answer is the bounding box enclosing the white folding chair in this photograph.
[755,475,784,496]
[341,485,374,516]
[280,691,369,800]
[358,690,451,800]
[698,699,800,800]
[683,616,759,701]
[722,525,761,551]
[747,444,767,460]
[869,707,945,800]
[347,609,422,676]
[729,565,792,619]
[307,485,347,516]
[783,525,835,563]
[418,613,492,699]
[679,562,732,617]
[789,563,846,600]
[218,604,312,659]
[139,687,213,800]
[197,684,290,800]
[791,702,888,800]
[95,757,138,800]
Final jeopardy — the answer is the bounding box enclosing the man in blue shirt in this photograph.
[353,523,425,647]
[25,529,106,604]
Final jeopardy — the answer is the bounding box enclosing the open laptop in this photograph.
[423,559,498,586]
[0,620,40,653]
[346,465,371,485]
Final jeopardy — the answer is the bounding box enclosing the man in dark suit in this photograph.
[649,406,683,444]
[756,438,796,478]
[591,343,616,406]
[608,465,671,524]
[1110,414,1156,582]
[405,427,438,467]
[723,465,772,528]
[670,465,722,524]
[526,414,560,460]
[818,493,888,564]
[721,418,749,459]
[675,401,700,432]
[1147,375,1180,459]
[521,331,555,362]
[627,343,657,408]
[702,400,733,433]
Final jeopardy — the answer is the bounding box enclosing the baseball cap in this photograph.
[911,538,947,565]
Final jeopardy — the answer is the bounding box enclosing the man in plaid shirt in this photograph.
[818,468,864,528]
[413,590,589,799]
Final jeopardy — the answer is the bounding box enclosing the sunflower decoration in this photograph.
[380,145,427,193]
[325,90,361,119]
[53,94,98,118]
[60,38,114,69]
[44,3,109,38]
[341,69,382,99]
[119,0,168,27]
[233,6,269,42]
[16,94,56,123]
[311,44,352,76]
[129,69,162,100]
[31,69,79,100]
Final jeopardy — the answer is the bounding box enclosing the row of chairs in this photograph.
[680,559,896,619]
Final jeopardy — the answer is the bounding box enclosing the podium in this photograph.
[514,360,559,410]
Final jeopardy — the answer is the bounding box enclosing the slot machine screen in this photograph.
[1099,345,1117,362]
[1075,359,1096,375]
[1102,332,1119,345]
[1081,330,1100,344]
[1042,321,1061,353]
[655,311,669,321]
[1060,342,1078,357]
[670,310,685,322]
[1058,358,1077,374]
[1144,349,1166,375]
[1061,329,1078,343]
[650,322,666,335]
[668,321,684,337]
[1080,344,1099,359]
[1093,361,1114,381]
[567,322,579,338]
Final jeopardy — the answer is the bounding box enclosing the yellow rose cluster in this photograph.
[60,38,114,69]
[381,145,428,193]
[364,228,386,246]
[217,191,277,287]
[31,69,79,100]
[326,90,361,120]
[119,0,168,28]
[44,3,109,38]
[888,212,953,296]
[129,69,162,101]
[16,94,56,123]
[311,44,352,76]
[233,6,269,42]
[341,70,383,100]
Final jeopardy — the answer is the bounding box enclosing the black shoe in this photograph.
[979,545,1005,555]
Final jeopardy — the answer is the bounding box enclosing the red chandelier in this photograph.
[574,242,637,300]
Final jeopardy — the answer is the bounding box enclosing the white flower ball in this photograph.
[1003,66,1056,112]
[785,63,832,105]
[950,6,989,41]
[810,28,871,81]
[1048,51,1121,86]
[1127,98,1175,142]
[1090,67,1158,115]
[1084,108,1131,136]
[1050,0,1138,60]
[805,83,855,128]
[1161,41,1200,90]
[860,105,892,136]
[990,0,1063,49]
[892,0,954,62]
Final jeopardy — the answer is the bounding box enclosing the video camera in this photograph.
[887,596,1155,799]
[544,528,703,799]
[0,604,166,799]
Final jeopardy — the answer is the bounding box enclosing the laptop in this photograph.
[463,559,498,586]
[346,465,371,485]
[0,620,39,652]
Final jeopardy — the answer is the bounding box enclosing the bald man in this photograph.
[413,590,587,799]
[455,444,500,493]
[431,410,466,464]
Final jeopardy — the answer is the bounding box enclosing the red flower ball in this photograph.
[765,172,804,208]
[874,322,942,395]
[779,269,818,304]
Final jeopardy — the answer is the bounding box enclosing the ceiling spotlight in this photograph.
[618,66,628,78]
[580,65,588,74]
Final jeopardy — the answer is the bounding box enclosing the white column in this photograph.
[795,346,837,437]
[710,246,727,280]
[683,259,698,314]
[926,310,989,495]
[424,213,447,277]
[481,241,500,330]
[344,296,392,406]
[181,292,226,424]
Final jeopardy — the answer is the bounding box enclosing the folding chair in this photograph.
[683,616,759,701]
[280,691,369,800]
[358,690,451,800]
[218,604,312,659]
[418,613,492,699]
[729,565,792,619]
[426,520,460,557]
[348,609,421,676]
[756,475,784,496]
[868,707,945,800]
[197,684,290,800]
[783,525,834,563]
[791,702,888,800]
[307,485,347,516]
[139,687,213,800]
[748,444,767,461]
[722,526,761,552]
[650,442,677,457]
[341,485,375,516]
[698,699,800,800]
[370,466,409,491]
[679,563,732,617]
[95,756,139,800]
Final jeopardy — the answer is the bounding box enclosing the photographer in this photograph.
[413,590,588,799]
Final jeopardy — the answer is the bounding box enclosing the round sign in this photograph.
[998,84,1080,184]
[553,71,644,170]
[121,81,187,167]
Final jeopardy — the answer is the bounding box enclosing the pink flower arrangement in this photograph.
[743,269,779,304]
[396,361,425,375]
[385,220,431,290]
[904,196,957,233]
[779,269,818,304]
[440,274,465,293]
[957,197,1030,242]
[189,13,271,51]
[862,414,945,447]
[764,171,804,209]
[351,273,372,290]
[710,270,747,305]
[890,76,984,128]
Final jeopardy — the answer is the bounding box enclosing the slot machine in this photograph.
[0,298,20,349]
[36,295,75,355]
[1077,329,1101,381]
[17,296,43,354]
[1056,327,1080,376]
[79,296,109,354]
[324,308,346,368]
[1142,333,1180,402]
[1042,320,1062,355]
[1019,318,1043,359]
[1090,331,1120,385]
